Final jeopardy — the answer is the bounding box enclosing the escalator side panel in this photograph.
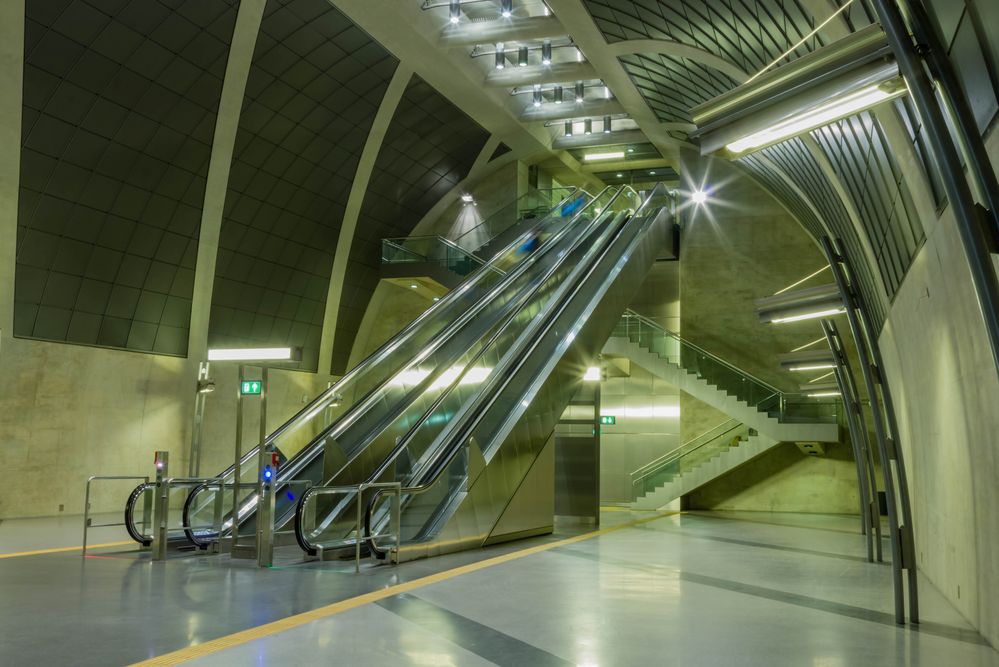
[398,207,672,560]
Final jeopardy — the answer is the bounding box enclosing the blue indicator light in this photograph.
[263,466,273,481]
[286,491,295,502]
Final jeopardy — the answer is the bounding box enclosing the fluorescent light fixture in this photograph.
[564,121,573,136]
[726,84,903,154]
[799,380,840,398]
[409,284,418,289]
[501,0,512,18]
[789,364,836,371]
[495,44,505,70]
[757,283,845,325]
[691,189,708,204]
[771,308,845,323]
[584,151,625,161]
[807,391,841,397]
[649,170,656,175]
[583,366,601,381]
[449,0,460,24]
[553,85,563,104]
[541,40,552,65]
[208,347,294,361]
[461,193,474,202]
[433,297,440,301]
[518,45,528,67]
[603,115,611,133]
[778,347,838,372]
[584,119,592,135]
[627,147,634,153]
[616,173,623,177]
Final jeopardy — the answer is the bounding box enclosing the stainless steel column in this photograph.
[257,367,274,567]
[151,451,169,561]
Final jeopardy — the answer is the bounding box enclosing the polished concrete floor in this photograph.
[1,510,996,666]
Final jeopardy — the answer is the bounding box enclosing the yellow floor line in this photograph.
[0,540,134,559]
[131,511,675,666]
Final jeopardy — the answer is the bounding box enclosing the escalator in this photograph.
[295,184,674,561]
[122,187,598,548]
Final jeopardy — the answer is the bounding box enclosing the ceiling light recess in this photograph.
[207,347,297,362]
[691,25,906,157]
[756,284,846,324]
[584,151,625,161]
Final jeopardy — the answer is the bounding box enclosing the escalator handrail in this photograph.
[294,191,632,553]
[361,184,671,555]
[177,188,604,545]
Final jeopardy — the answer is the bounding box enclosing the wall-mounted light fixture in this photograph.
[494,43,505,70]
[207,347,298,362]
[553,85,563,104]
[584,118,592,135]
[501,0,512,18]
[756,284,845,324]
[564,121,573,136]
[691,189,708,205]
[691,25,905,157]
[533,84,542,108]
[778,349,838,372]
[541,40,552,65]
[461,193,474,203]
[583,366,601,381]
[518,46,528,67]
[449,0,460,24]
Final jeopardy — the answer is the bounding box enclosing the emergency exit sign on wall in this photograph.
[600,415,616,425]
[241,381,262,395]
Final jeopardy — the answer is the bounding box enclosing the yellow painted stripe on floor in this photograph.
[0,540,133,559]
[131,511,675,666]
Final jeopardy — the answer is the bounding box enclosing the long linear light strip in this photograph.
[769,307,846,323]
[808,371,836,383]
[746,0,856,83]
[788,363,837,371]
[726,84,902,154]
[773,265,831,295]
[207,347,293,361]
[790,336,826,352]
[584,151,625,161]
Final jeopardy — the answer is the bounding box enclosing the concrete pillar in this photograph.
[0,0,24,345]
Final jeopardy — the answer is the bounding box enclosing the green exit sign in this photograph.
[241,381,262,395]
[600,415,616,425]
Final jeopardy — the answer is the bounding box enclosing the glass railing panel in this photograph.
[297,189,628,549]
[451,187,580,253]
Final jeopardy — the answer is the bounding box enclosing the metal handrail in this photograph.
[620,309,785,396]
[382,234,487,266]
[359,184,669,556]
[299,187,642,552]
[452,187,578,247]
[299,482,401,571]
[199,187,590,494]
[84,475,150,555]
[630,418,740,481]
[630,421,746,487]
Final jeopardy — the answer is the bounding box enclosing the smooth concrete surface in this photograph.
[876,125,999,648]
[1,510,991,665]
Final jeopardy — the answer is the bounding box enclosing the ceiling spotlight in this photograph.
[410,284,418,289]
[533,84,542,108]
[564,121,573,136]
[627,147,634,153]
[616,172,623,177]
[501,0,512,18]
[553,85,563,104]
[518,46,528,67]
[603,115,611,133]
[449,0,460,24]
[495,43,505,70]
[691,189,708,204]
[541,40,552,66]
[461,193,474,203]
[433,297,440,302]
[575,81,584,102]
[649,170,656,175]
[584,119,592,135]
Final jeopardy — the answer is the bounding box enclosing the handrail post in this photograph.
[355,484,364,573]
[83,478,93,555]
[152,479,170,561]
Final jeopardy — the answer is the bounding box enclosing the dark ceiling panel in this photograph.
[620,54,739,124]
[329,74,490,374]
[207,0,398,372]
[16,0,236,355]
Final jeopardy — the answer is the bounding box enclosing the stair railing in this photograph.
[630,419,747,496]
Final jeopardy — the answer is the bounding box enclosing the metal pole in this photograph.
[152,452,169,561]
[870,0,999,376]
[232,364,245,552]
[257,366,273,568]
[901,0,999,227]
[835,238,920,623]
[821,236,906,624]
[827,319,883,562]
[83,479,92,555]
[189,361,210,477]
[821,319,873,561]
[355,484,364,573]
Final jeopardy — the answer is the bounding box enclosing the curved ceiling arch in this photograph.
[606,39,750,84]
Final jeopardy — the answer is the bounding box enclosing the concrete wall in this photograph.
[874,126,999,646]
[687,442,860,514]
[0,335,329,519]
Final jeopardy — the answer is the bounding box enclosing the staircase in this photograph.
[629,420,778,509]
[605,311,839,510]
[604,311,840,444]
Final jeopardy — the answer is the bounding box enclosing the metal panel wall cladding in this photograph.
[16,0,238,354]
[208,0,398,371]
[329,75,490,375]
